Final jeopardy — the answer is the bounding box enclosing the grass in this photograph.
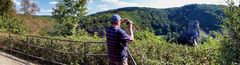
[10,15,54,36]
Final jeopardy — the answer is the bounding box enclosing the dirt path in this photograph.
[0,51,36,65]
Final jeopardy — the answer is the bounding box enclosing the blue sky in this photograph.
[13,0,239,15]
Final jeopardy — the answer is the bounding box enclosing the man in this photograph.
[106,13,134,65]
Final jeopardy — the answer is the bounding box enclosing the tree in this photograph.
[0,0,14,25]
[220,0,240,64]
[0,0,25,33]
[20,0,40,15]
[52,0,88,36]
[0,0,15,22]
[0,0,15,15]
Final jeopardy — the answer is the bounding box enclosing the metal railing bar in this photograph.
[12,41,85,55]
[27,35,105,44]
[5,32,106,44]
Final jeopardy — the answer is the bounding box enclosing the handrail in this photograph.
[0,31,105,43]
[0,47,66,65]
[27,35,106,43]
[0,31,107,44]
[0,32,136,65]
[12,41,108,56]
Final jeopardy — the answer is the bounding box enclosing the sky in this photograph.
[13,0,239,15]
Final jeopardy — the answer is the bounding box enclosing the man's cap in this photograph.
[111,14,121,22]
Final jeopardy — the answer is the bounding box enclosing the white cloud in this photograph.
[97,4,109,11]
[89,0,93,3]
[97,4,108,8]
[49,1,58,5]
[88,0,240,14]
[137,0,239,8]
[101,0,118,3]
[37,13,51,15]
[29,0,38,4]
[40,9,53,12]
[36,9,53,15]
[101,0,139,7]
[13,0,21,6]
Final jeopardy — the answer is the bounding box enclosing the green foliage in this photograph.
[0,15,25,33]
[128,30,222,65]
[167,4,224,33]
[135,28,164,41]
[83,4,224,42]
[52,0,88,36]
[0,0,14,15]
[0,0,238,64]
[220,0,240,64]
[0,0,25,34]
[0,29,224,65]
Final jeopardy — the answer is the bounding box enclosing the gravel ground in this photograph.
[0,51,36,65]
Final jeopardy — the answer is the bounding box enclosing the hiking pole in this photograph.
[127,48,137,65]
[121,42,137,65]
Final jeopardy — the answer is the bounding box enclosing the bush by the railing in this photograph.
[0,30,237,65]
[129,30,222,65]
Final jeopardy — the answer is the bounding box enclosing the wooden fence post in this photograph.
[50,39,54,62]
[8,33,13,58]
[26,36,31,63]
[83,42,87,65]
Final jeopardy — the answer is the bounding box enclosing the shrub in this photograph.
[0,15,26,34]
[129,30,222,65]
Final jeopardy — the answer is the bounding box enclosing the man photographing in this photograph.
[106,12,134,65]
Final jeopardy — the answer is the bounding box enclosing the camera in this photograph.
[122,19,131,25]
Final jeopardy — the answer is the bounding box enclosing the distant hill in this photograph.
[80,4,224,39]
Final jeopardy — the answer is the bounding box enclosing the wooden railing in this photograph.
[0,33,107,65]
[0,33,137,65]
